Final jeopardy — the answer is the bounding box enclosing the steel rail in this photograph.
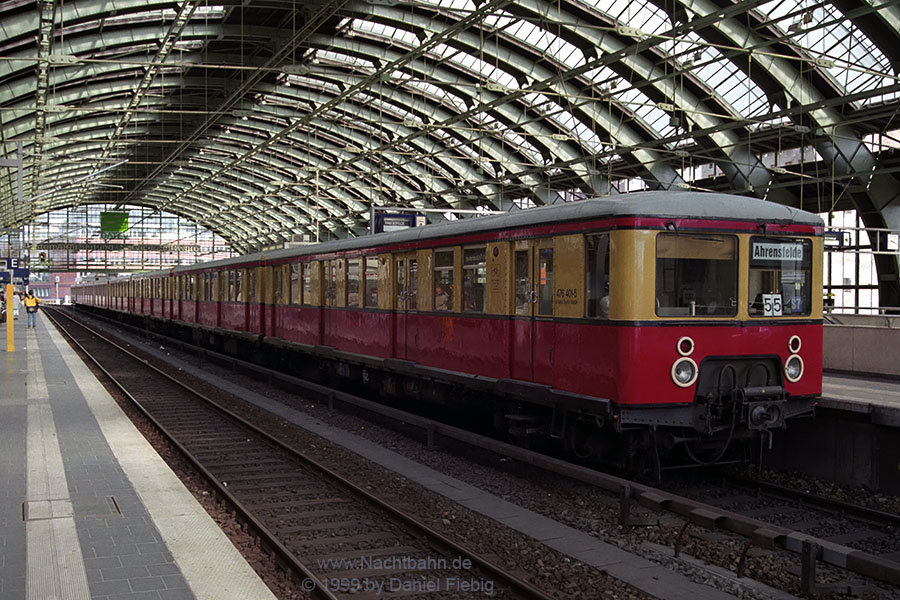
[68,304,900,590]
[46,306,556,600]
[44,308,339,600]
[723,475,900,529]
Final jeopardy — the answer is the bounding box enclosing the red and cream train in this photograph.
[73,191,824,465]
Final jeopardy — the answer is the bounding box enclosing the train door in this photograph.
[511,240,555,383]
[392,253,417,360]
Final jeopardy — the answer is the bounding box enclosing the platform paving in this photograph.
[0,316,276,600]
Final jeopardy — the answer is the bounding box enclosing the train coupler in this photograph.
[735,386,787,431]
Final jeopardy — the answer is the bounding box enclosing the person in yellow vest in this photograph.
[24,290,41,328]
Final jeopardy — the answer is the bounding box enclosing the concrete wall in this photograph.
[824,321,900,377]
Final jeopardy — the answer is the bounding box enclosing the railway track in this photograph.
[47,308,557,600]
[53,305,900,598]
[666,473,900,568]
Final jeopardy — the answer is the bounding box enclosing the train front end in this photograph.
[610,217,823,462]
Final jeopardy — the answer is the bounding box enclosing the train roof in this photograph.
[170,191,822,273]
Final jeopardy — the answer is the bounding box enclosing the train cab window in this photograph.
[364,257,378,307]
[537,248,554,316]
[433,250,454,311]
[462,247,486,312]
[748,237,812,317]
[655,233,737,317]
[348,258,360,307]
[586,234,611,318]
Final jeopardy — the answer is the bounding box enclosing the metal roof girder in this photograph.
[334,11,593,182]
[271,80,500,197]
[205,127,376,217]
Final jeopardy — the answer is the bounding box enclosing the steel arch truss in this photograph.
[1,0,899,297]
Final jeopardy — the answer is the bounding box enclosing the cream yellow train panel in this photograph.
[550,234,585,319]
[485,242,510,315]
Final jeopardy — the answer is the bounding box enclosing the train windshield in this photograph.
[748,237,812,317]
[655,233,738,317]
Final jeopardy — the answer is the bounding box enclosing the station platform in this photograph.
[0,316,276,599]
[822,373,900,426]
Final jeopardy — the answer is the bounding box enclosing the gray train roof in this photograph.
[172,191,823,272]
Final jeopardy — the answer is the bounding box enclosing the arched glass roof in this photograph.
[1,0,899,254]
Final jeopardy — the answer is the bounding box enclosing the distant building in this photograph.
[28,272,78,304]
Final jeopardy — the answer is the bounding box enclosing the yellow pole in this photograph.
[5,284,13,352]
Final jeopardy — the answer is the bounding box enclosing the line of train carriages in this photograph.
[73,191,824,469]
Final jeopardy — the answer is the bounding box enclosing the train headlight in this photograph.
[788,335,802,353]
[671,357,698,387]
[784,354,804,382]
[676,336,695,356]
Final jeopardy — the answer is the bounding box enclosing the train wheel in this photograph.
[684,437,732,465]
[564,423,596,460]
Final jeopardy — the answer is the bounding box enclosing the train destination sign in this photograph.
[751,241,804,263]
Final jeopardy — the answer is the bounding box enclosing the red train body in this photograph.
[74,192,824,465]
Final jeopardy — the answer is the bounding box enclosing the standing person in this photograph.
[24,290,41,328]
[12,291,21,320]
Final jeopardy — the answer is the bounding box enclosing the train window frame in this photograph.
[301,262,314,305]
[289,263,300,304]
[324,260,342,307]
[363,256,379,308]
[247,268,257,303]
[586,233,611,319]
[748,236,813,317]
[348,257,360,307]
[462,246,486,313]
[433,249,454,312]
[537,247,554,316]
[655,233,738,318]
[272,265,283,305]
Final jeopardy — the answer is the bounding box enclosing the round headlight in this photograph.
[671,357,698,387]
[676,336,695,356]
[788,335,802,353]
[784,354,804,382]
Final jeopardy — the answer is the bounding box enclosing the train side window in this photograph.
[462,247,486,312]
[433,249,454,311]
[395,258,406,310]
[272,266,283,305]
[409,259,418,310]
[514,251,530,315]
[348,258,360,307]
[247,269,257,303]
[586,234,611,319]
[217,271,225,302]
[289,263,300,304]
[235,270,244,302]
[325,261,338,307]
[538,248,554,316]
[364,257,379,307]
[302,263,313,305]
